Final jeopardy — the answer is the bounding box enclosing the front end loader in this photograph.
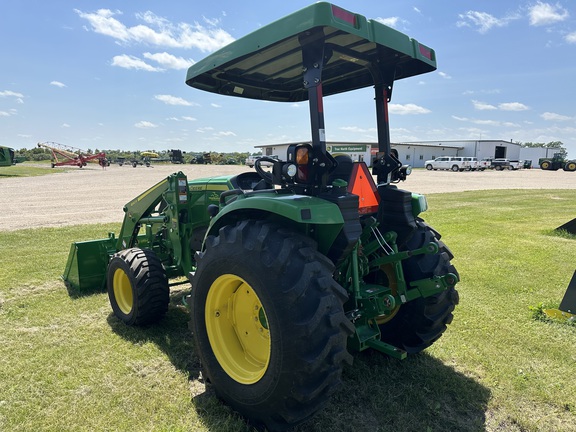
[64,3,459,430]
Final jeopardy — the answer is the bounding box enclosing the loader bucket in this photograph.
[543,270,576,321]
[62,235,117,292]
[556,217,576,235]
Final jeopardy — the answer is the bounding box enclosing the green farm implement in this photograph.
[64,3,459,430]
[0,145,15,166]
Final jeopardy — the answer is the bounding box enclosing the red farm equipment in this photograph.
[37,141,107,168]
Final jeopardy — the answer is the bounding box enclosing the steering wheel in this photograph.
[254,157,276,184]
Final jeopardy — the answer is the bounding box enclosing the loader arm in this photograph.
[116,172,193,276]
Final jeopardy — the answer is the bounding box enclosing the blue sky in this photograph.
[2,1,576,157]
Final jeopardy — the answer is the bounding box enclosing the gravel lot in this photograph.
[1,164,575,231]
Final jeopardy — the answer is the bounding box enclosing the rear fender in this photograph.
[206,192,345,256]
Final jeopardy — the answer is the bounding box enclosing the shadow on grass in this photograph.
[108,292,490,432]
[107,290,201,380]
[107,291,257,431]
[295,350,491,432]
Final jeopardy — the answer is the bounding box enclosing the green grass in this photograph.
[1,190,575,431]
[0,161,70,178]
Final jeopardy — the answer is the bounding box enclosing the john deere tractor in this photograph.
[539,153,576,171]
[0,145,15,166]
[64,3,459,430]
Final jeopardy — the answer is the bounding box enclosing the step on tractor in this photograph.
[63,3,459,430]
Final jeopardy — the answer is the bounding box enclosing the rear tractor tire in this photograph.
[378,220,459,354]
[191,220,353,431]
[107,248,169,326]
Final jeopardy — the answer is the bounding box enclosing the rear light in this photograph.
[296,146,310,182]
[287,143,313,183]
[418,43,433,61]
[331,5,357,27]
[296,147,309,164]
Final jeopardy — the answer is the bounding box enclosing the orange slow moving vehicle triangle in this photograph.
[347,163,380,214]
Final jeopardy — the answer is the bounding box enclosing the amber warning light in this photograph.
[347,163,380,214]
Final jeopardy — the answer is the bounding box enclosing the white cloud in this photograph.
[472,100,497,110]
[50,81,67,88]
[452,115,520,127]
[203,16,220,27]
[111,54,163,71]
[389,103,431,115]
[182,116,197,121]
[154,94,194,106]
[566,31,576,44]
[456,11,502,33]
[438,71,452,79]
[463,89,501,95]
[61,123,71,128]
[0,90,24,98]
[457,10,518,33]
[339,126,377,133]
[498,102,529,111]
[216,131,236,137]
[134,120,158,128]
[196,127,214,133]
[375,17,400,28]
[528,2,569,26]
[0,111,10,117]
[143,52,194,69]
[541,111,572,121]
[211,103,222,108]
[75,8,235,52]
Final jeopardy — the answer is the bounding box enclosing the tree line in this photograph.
[13,147,261,165]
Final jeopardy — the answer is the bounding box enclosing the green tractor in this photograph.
[539,153,576,171]
[64,3,459,430]
[0,145,15,166]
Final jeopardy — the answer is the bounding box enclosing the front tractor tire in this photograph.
[378,220,459,354]
[190,221,353,431]
[107,248,169,326]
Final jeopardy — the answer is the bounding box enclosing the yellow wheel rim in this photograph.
[375,264,401,325]
[205,274,270,384]
[113,268,133,315]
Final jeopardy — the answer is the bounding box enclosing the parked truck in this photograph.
[539,153,576,171]
[63,3,459,430]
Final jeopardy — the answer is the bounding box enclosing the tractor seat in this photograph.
[328,154,354,184]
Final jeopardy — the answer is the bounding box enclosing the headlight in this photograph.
[283,163,297,178]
